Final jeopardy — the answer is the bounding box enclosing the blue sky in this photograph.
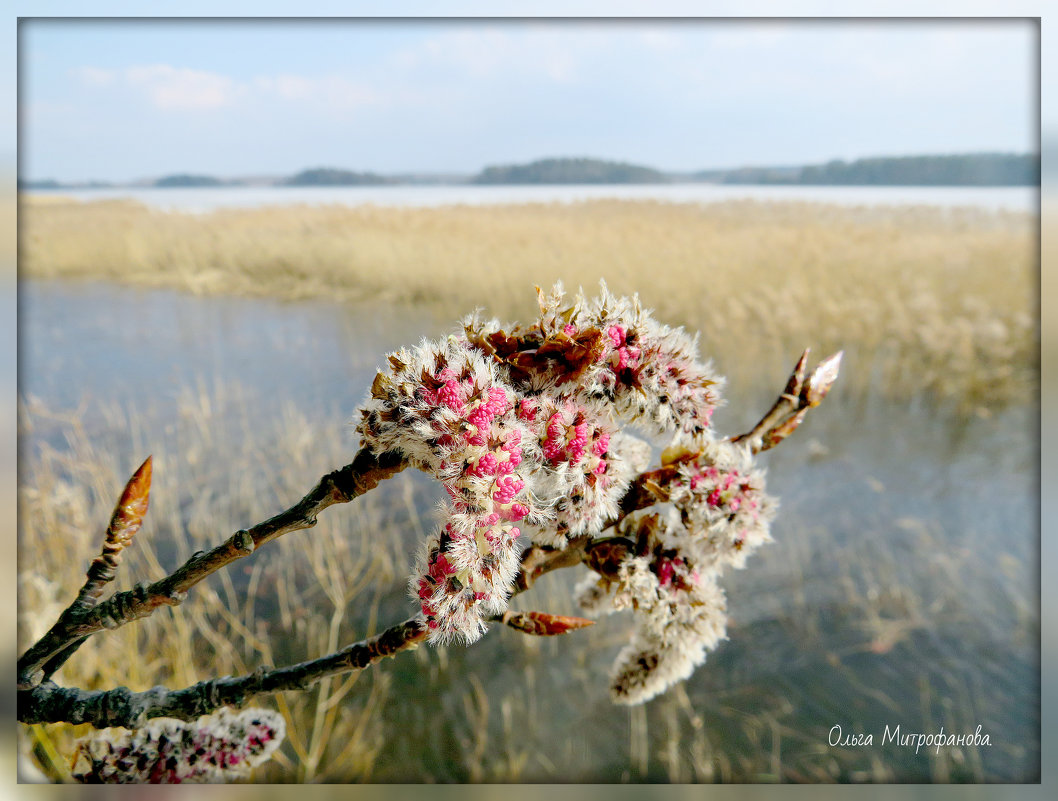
[19,17,1038,182]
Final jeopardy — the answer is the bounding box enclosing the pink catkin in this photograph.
[493,475,525,505]
[592,431,610,457]
[517,399,538,422]
[437,380,466,414]
[466,452,498,478]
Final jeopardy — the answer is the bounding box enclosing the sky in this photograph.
[16,17,1041,183]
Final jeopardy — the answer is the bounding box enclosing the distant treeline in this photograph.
[473,157,667,185]
[282,167,391,186]
[703,153,1039,186]
[154,174,224,188]
[20,152,1039,190]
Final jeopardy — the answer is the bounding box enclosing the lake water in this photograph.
[24,183,1039,214]
[18,279,1039,781]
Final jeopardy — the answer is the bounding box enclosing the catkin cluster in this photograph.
[578,439,775,704]
[358,283,776,704]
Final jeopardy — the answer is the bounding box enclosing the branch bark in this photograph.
[17,448,407,689]
[18,620,427,727]
[17,527,623,728]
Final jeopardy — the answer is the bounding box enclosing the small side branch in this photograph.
[24,457,153,686]
[19,528,619,727]
[18,620,426,728]
[732,349,843,454]
[17,448,407,689]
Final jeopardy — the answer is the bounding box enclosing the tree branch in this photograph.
[17,448,407,689]
[31,457,153,685]
[17,525,622,728]
[18,620,427,728]
[732,349,843,453]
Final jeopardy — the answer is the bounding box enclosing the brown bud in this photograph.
[81,456,152,597]
[503,611,595,636]
[105,456,152,551]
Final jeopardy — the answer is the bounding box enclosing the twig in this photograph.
[30,457,153,685]
[18,620,427,728]
[732,349,843,454]
[17,448,407,689]
[17,524,619,727]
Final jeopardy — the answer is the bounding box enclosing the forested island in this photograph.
[282,167,391,186]
[472,157,667,184]
[21,152,1039,190]
[153,174,224,188]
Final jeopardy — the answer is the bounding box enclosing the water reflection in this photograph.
[23,183,1040,214]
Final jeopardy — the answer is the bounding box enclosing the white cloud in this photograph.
[255,73,380,109]
[124,64,237,110]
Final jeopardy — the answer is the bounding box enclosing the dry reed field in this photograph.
[17,197,1039,782]
[20,196,1037,410]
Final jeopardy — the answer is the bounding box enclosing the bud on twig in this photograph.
[732,350,843,453]
[78,456,153,609]
[500,611,595,636]
[802,351,843,408]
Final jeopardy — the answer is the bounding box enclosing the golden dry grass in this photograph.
[20,196,1037,411]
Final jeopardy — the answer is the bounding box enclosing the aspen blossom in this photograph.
[356,284,781,698]
[71,707,285,783]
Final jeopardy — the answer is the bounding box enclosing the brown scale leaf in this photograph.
[784,349,810,398]
[502,611,596,636]
[484,329,525,360]
[586,537,636,578]
[104,456,152,550]
[534,328,607,384]
[370,372,392,400]
[762,408,808,450]
[82,456,153,594]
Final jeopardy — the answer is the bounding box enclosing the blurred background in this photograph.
[6,6,1052,791]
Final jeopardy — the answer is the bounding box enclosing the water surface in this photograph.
[24,183,1039,214]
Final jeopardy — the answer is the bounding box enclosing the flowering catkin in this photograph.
[70,707,285,783]
[575,440,777,704]
[355,283,761,669]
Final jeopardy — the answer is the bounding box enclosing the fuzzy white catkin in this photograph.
[354,283,773,701]
[71,707,285,783]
